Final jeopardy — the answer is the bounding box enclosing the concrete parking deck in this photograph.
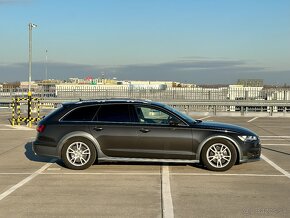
[0,112,289,217]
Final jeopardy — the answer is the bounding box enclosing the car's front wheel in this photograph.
[61,137,97,170]
[201,139,237,171]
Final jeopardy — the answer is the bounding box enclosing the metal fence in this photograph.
[1,86,290,101]
[1,86,290,116]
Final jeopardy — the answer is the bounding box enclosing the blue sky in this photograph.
[0,0,289,84]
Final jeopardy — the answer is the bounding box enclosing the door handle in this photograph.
[93,127,103,131]
[139,128,150,133]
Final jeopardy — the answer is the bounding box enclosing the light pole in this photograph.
[28,23,37,94]
[45,49,48,80]
[28,23,37,127]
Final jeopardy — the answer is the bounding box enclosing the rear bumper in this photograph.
[32,142,59,158]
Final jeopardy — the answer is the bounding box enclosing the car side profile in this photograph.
[33,99,261,171]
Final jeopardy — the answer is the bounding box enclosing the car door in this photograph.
[89,103,139,158]
[132,105,195,160]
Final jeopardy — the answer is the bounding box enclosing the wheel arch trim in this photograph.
[196,135,242,162]
[57,131,105,158]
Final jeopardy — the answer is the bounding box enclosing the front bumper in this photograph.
[240,140,261,163]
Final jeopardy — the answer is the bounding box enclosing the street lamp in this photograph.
[28,23,37,94]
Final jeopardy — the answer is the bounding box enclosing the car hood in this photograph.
[192,121,257,136]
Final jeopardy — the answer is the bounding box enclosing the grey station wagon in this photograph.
[33,99,261,171]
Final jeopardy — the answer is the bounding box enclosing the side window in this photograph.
[62,106,99,121]
[135,106,184,125]
[95,104,131,123]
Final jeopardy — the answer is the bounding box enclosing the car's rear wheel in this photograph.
[201,139,237,171]
[62,137,97,170]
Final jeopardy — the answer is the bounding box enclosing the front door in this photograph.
[133,105,194,159]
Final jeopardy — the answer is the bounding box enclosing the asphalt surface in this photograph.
[0,109,289,218]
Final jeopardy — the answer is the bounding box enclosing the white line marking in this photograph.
[198,116,211,120]
[170,173,284,177]
[161,165,174,218]
[262,144,290,146]
[0,173,34,175]
[261,154,290,179]
[0,129,34,131]
[9,125,35,130]
[37,172,285,177]
[46,168,61,171]
[247,117,258,122]
[0,172,285,178]
[261,139,288,141]
[43,172,160,175]
[260,136,290,138]
[0,161,55,201]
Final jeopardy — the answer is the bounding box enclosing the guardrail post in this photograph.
[269,106,273,116]
[213,105,217,116]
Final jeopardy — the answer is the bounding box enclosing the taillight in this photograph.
[37,124,45,133]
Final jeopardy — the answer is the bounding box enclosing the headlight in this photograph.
[238,135,258,142]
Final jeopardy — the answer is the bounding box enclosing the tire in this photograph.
[201,139,237,171]
[61,137,97,170]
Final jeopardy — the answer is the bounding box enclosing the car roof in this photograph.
[62,98,153,107]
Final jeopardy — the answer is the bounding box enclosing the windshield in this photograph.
[155,103,196,124]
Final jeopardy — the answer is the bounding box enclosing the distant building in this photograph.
[2,82,20,90]
[19,81,39,90]
[228,85,263,100]
[237,79,263,87]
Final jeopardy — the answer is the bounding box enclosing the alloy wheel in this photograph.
[66,141,91,167]
[206,143,232,168]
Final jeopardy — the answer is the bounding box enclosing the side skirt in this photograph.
[98,157,199,164]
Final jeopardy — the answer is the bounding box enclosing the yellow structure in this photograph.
[11,96,41,127]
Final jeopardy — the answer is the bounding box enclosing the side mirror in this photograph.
[169,120,179,126]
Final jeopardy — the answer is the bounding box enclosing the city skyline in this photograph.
[0,0,289,84]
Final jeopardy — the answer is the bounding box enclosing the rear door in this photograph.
[89,103,139,158]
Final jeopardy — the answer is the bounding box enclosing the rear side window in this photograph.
[95,104,131,123]
[62,105,100,121]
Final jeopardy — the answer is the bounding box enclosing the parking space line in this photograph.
[261,139,288,141]
[261,154,290,179]
[198,116,211,120]
[0,173,33,175]
[161,165,174,218]
[0,160,55,201]
[262,144,290,146]
[260,136,290,138]
[34,172,284,177]
[0,129,35,131]
[247,117,258,122]
[170,173,285,177]
[43,172,160,175]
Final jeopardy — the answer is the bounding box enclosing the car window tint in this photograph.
[135,106,183,125]
[96,104,131,122]
[62,105,99,121]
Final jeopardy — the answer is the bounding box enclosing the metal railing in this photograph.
[1,87,290,116]
[1,86,290,101]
